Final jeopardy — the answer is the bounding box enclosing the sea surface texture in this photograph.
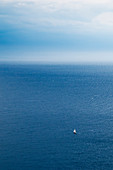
[0,64,113,170]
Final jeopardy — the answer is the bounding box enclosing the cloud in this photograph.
[1,0,113,34]
[0,0,111,4]
[1,0,113,10]
[93,12,113,26]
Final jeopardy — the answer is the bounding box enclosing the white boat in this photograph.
[73,129,76,134]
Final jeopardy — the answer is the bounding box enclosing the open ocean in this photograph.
[1,64,113,170]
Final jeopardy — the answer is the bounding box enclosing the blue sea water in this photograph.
[0,64,113,170]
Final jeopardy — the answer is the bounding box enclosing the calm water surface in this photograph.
[0,64,113,170]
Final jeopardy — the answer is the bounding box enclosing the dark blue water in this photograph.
[0,64,113,170]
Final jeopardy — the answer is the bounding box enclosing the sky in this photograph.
[0,0,113,62]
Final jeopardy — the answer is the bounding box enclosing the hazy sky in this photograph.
[0,0,113,62]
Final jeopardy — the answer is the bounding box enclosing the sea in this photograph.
[0,64,113,170]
